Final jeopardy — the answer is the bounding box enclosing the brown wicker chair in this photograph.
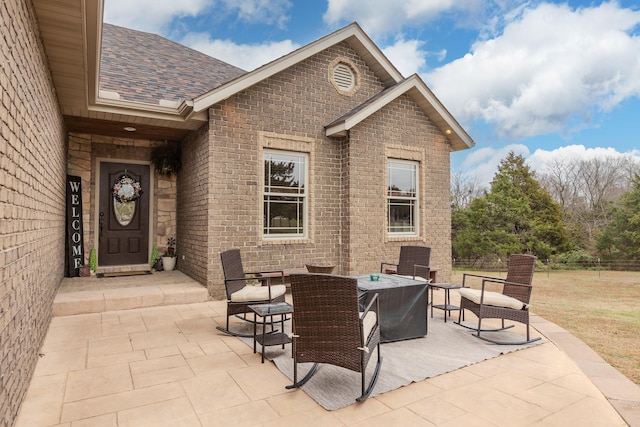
[286,274,382,402]
[456,254,540,345]
[381,245,431,282]
[217,249,287,337]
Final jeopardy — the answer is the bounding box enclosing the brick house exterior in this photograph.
[1,0,473,424]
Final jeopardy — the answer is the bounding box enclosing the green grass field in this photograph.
[454,269,640,385]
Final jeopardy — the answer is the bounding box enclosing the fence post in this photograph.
[546,259,550,278]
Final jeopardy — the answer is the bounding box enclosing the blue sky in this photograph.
[104,0,640,186]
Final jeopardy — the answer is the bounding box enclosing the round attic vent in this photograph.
[332,63,355,91]
[329,58,360,96]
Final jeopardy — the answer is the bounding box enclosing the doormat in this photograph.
[97,271,152,278]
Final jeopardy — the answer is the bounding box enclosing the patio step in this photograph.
[53,270,209,316]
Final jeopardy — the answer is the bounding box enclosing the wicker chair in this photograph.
[456,254,540,345]
[381,245,431,282]
[217,249,287,337]
[286,274,382,402]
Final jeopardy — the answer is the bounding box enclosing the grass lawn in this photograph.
[454,269,640,386]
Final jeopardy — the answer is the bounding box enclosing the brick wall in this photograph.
[347,95,452,280]
[176,125,210,290]
[0,1,67,425]
[204,41,453,295]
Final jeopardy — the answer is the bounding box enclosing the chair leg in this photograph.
[286,363,319,389]
[356,343,382,402]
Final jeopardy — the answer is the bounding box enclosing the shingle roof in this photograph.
[100,24,246,105]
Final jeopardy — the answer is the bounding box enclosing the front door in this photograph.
[99,162,150,266]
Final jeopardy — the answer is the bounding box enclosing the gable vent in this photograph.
[333,63,355,91]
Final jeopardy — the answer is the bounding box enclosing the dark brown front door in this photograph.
[99,162,150,266]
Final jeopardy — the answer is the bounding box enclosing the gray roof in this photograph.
[100,24,246,105]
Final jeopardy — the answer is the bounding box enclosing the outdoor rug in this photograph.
[238,318,544,410]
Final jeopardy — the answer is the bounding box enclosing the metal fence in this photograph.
[452,258,640,272]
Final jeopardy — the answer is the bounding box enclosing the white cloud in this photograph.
[456,144,529,187]
[381,38,427,76]
[528,145,640,174]
[219,0,292,29]
[103,0,212,33]
[180,32,299,71]
[323,0,478,36]
[426,2,640,140]
[104,0,292,33]
[455,144,640,189]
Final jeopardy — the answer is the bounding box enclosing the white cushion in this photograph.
[459,288,529,310]
[230,284,287,302]
[361,311,378,342]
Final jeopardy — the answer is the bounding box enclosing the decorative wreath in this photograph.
[113,175,142,203]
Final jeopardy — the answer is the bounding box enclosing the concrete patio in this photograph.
[14,271,640,426]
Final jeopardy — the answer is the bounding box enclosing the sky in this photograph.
[103,0,640,187]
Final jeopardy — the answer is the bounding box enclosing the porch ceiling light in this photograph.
[124,126,136,132]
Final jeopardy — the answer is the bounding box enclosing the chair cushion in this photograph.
[459,288,529,310]
[230,284,287,302]
[361,311,378,343]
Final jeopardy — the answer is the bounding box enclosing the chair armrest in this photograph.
[246,270,285,284]
[462,272,505,287]
[413,264,431,282]
[224,276,270,284]
[360,293,380,344]
[361,293,379,318]
[380,262,398,273]
[475,278,532,307]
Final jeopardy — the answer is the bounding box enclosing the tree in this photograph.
[596,174,640,259]
[539,154,640,252]
[452,152,570,260]
[451,171,485,209]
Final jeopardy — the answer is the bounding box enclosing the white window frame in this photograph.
[387,159,419,236]
[263,149,308,239]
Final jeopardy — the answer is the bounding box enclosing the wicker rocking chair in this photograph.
[381,245,431,282]
[217,249,287,337]
[456,254,540,345]
[286,274,382,402]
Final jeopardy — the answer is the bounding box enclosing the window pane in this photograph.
[387,160,418,235]
[388,199,415,233]
[264,153,305,194]
[388,162,416,197]
[263,196,304,235]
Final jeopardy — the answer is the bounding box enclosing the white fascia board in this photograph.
[192,23,403,112]
[326,75,474,150]
[407,76,474,150]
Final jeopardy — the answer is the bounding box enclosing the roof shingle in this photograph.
[100,23,246,105]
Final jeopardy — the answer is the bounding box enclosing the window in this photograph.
[263,150,307,238]
[387,160,418,234]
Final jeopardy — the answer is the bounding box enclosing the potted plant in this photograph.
[152,141,181,177]
[79,264,90,277]
[89,247,97,274]
[161,237,177,271]
[150,245,160,271]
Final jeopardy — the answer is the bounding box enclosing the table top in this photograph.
[356,273,426,290]
[429,282,464,290]
[248,302,293,316]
